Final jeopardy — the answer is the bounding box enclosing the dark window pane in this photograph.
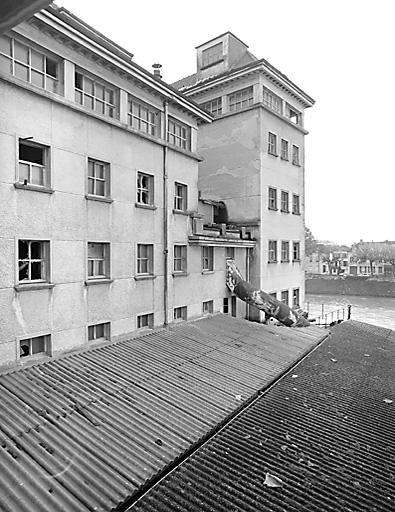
[30,242,42,259]
[19,143,44,165]
[20,340,30,357]
[18,240,29,259]
[32,336,45,354]
[75,72,83,89]
[46,58,57,78]
[18,262,29,281]
[31,261,42,280]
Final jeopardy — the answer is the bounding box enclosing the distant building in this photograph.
[0,7,255,369]
[173,32,315,319]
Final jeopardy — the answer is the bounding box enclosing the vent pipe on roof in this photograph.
[152,63,162,79]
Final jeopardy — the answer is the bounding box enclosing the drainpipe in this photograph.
[245,247,250,320]
[163,101,169,326]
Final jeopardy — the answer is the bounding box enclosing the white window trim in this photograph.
[86,242,111,281]
[268,132,278,156]
[280,138,289,160]
[137,312,154,329]
[136,243,154,276]
[86,157,111,199]
[15,135,52,190]
[17,332,51,361]
[16,239,51,285]
[173,244,187,274]
[174,181,188,212]
[136,171,155,206]
[87,322,111,342]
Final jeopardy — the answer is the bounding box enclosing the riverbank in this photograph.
[306,274,395,297]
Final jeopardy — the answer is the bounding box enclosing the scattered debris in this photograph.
[364,354,370,357]
[235,394,242,401]
[264,472,284,488]
[292,375,298,379]
[330,358,337,363]
[383,399,393,404]
[155,439,163,446]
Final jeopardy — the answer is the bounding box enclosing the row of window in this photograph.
[268,240,301,263]
[18,299,215,360]
[0,35,192,151]
[268,188,300,215]
[268,133,300,165]
[201,85,302,126]
[269,288,300,308]
[18,139,189,209]
[17,241,218,285]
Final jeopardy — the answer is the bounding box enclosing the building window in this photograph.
[226,247,235,259]
[269,292,277,300]
[281,191,289,212]
[268,187,277,210]
[281,139,289,160]
[201,97,222,117]
[0,35,59,92]
[174,245,187,273]
[268,240,277,263]
[292,288,300,308]
[223,297,229,314]
[202,246,214,272]
[281,241,290,262]
[263,87,282,114]
[88,322,110,341]
[137,244,154,275]
[202,300,214,314]
[174,306,187,321]
[18,240,49,283]
[228,87,254,112]
[292,145,300,166]
[87,158,110,197]
[19,335,49,358]
[137,313,154,329]
[137,172,154,205]
[174,182,188,211]
[202,42,223,67]
[286,104,301,125]
[268,132,277,155]
[75,71,117,118]
[292,194,300,215]
[128,97,159,136]
[18,140,49,188]
[87,242,110,279]
[281,290,289,305]
[167,118,191,151]
[293,242,301,261]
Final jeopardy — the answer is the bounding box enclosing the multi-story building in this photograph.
[0,7,255,369]
[173,32,315,320]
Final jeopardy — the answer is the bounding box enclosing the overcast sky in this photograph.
[58,0,394,245]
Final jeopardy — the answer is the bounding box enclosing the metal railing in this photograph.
[305,303,352,327]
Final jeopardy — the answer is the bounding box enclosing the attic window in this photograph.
[202,43,223,68]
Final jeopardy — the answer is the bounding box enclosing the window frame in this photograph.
[173,306,187,322]
[268,240,278,263]
[268,187,277,210]
[228,87,254,112]
[202,300,214,315]
[202,42,223,68]
[173,244,187,274]
[226,247,235,259]
[280,138,289,160]
[286,104,301,125]
[281,190,289,213]
[268,132,278,156]
[136,243,154,276]
[223,297,229,314]
[128,96,159,137]
[136,171,154,206]
[0,35,59,93]
[281,241,290,263]
[201,97,222,117]
[88,322,110,342]
[18,239,50,284]
[74,69,117,119]
[87,242,111,280]
[281,290,289,305]
[292,144,300,166]
[87,158,111,199]
[174,182,188,212]
[292,241,301,262]
[262,87,282,114]
[292,194,301,215]
[137,313,154,329]
[18,139,51,189]
[292,288,300,308]
[19,334,50,359]
[167,117,191,151]
[202,246,214,272]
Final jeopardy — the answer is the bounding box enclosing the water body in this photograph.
[305,293,395,331]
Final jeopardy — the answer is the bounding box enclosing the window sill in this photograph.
[85,278,113,286]
[85,195,113,203]
[268,261,278,264]
[201,270,214,274]
[268,152,278,157]
[281,260,290,263]
[14,182,54,194]
[292,212,301,216]
[292,163,301,167]
[15,283,54,292]
[281,157,289,161]
[292,259,301,263]
[172,209,189,216]
[172,272,189,277]
[268,207,278,211]
[134,274,156,281]
[281,209,290,213]
[135,203,157,210]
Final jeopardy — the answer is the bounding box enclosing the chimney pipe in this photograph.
[152,63,162,79]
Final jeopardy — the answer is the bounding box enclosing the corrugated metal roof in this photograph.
[0,314,326,512]
[131,320,395,512]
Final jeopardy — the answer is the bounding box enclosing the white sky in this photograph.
[58,0,395,245]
